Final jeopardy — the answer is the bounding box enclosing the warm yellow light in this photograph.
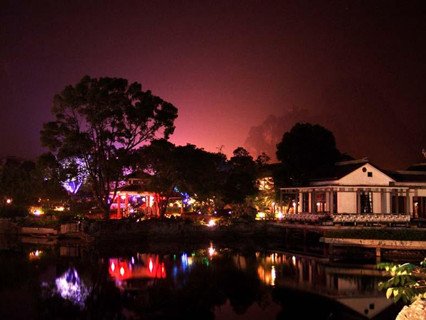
[271,265,276,286]
[29,206,44,216]
[6,198,12,204]
[256,212,266,220]
[208,243,216,257]
[207,219,216,227]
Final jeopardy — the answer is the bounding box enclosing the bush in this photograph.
[0,206,28,218]
[378,259,426,304]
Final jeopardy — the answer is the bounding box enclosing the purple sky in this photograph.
[1,1,425,169]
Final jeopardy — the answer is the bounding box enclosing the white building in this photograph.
[279,159,426,224]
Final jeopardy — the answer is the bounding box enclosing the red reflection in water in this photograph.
[109,255,166,280]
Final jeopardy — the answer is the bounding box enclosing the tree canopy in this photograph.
[276,123,344,185]
[222,147,258,204]
[40,76,178,218]
[138,140,226,216]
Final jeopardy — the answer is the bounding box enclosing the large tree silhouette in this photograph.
[276,123,343,185]
[41,76,178,219]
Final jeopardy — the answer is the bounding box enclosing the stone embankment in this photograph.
[396,298,426,320]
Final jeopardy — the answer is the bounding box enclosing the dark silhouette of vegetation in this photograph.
[223,147,258,204]
[0,158,40,206]
[275,122,344,186]
[41,76,178,219]
[138,140,226,216]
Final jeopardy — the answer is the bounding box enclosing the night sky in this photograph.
[1,0,425,169]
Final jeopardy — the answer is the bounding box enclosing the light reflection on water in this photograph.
[0,243,401,320]
[101,243,394,319]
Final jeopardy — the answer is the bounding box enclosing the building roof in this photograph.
[406,163,426,171]
[386,170,426,183]
[308,158,370,182]
[309,158,426,184]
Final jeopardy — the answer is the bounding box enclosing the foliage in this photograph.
[378,259,426,304]
[41,76,178,219]
[0,158,42,206]
[275,123,343,185]
[138,140,226,216]
[223,147,258,204]
[0,205,28,218]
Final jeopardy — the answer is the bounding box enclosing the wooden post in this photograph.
[376,247,381,263]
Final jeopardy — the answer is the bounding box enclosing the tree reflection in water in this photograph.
[10,244,401,319]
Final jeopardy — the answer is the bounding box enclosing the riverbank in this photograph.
[2,218,426,260]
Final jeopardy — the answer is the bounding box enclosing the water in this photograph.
[0,242,402,320]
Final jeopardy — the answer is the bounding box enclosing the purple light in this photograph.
[62,180,83,194]
[55,268,90,308]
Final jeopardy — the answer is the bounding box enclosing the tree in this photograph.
[41,76,178,219]
[138,140,226,216]
[276,123,342,185]
[223,147,258,204]
[0,157,41,206]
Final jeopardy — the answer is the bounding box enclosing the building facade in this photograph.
[279,159,426,224]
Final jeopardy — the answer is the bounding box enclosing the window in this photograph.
[413,197,426,219]
[359,191,373,213]
[391,195,406,214]
[367,172,373,177]
[302,193,309,212]
[316,192,327,213]
[333,191,338,213]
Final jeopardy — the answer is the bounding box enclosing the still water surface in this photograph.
[0,242,401,320]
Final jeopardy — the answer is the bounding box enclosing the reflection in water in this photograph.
[0,244,402,319]
[109,255,166,281]
[54,268,90,308]
[28,249,43,260]
[102,244,396,319]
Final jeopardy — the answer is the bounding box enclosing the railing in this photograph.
[283,213,331,224]
[281,213,411,226]
[332,214,410,226]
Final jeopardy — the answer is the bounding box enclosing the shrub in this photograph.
[0,206,28,218]
[378,259,426,304]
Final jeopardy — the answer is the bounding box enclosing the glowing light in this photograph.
[271,266,276,286]
[29,206,44,216]
[276,212,284,220]
[131,257,135,264]
[187,256,193,266]
[208,243,216,258]
[119,267,125,276]
[111,262,115,272]
[292,256,296,266]
[207,219,216,227]
[29,250,43,260]
[54,206,65,211]
[6,198,12,204]
[149,259,153,273]
[62,180,83,195]
[55,268,90,308]
[256,212,266,220]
